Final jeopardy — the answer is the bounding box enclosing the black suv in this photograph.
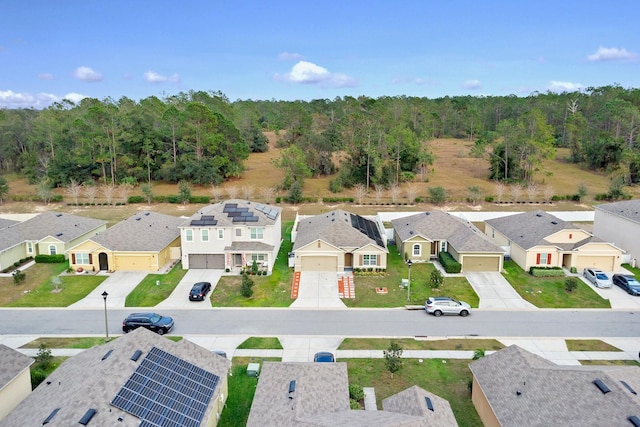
[189,281,212,301]
[122,313,174,335]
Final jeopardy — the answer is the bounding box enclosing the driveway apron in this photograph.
[155,269,223,309]
[290,272,346,308]
[465,272,536,309]
[69,271,148,309]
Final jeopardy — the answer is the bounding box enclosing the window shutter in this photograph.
[536,253,540,264]
[89,254,93,264]
[547,253,551,264]
[359,255,363,265]
[376,255,380,266]
[71,253,76,263]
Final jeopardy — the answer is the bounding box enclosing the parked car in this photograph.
[425,296,471,317]
[122,313,174,335]
[583,268,613,288]
[313,352,335,362]
[612,274,640,296]
[189,281,212,301]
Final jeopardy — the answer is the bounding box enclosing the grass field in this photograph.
[236,337,283,349]
[565,340,622,352]
[124,262,187,307]
[338,338,504,351]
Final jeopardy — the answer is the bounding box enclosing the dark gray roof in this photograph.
[469,345,640,427]
[225,241,275,252]
[392,211,503,253]
[0,217,19,230]
[595,199,640,225]
[0,211,105,251]
[293,210,387,252]
[382,385,458,426]
[89,211,183,252]
[182,199,281,228]
[0,344,34,387]
[0,328,230,427]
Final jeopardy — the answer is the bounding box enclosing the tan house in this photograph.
[0,211,106,271]
[392,211,505,272]
[67,211,183,272]
[292,210,388,272]
[0,328,230,427]
[593,199,640,265]
[0,345,33,422]
[469,345,640,427]
[484,210,622,272]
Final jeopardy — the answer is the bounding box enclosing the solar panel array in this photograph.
[190,214,218,226]
[222,203,260,223]
[111,346,219,427]
[350,214,384,247]
[254,203,279,220]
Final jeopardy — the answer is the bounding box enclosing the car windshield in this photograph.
[149,314,161,323]
[628,280,640,289]
[595,273,609,280]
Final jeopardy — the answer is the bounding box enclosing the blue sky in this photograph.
[1,0,639,108]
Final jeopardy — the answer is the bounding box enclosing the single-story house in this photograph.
[593,199,640,266]
[0,345,33,422]
[469,345,640,427]
[0,328,230,427]
[0,211,106,271]
[484,210,622,272]
[292,210,388,272]
[391,211,505,272]
[247,362,458,426]
[180,199,282,272]
[67,211,183,272]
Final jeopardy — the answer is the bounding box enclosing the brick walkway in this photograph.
[291,272,300,298]
[338,273,355,299]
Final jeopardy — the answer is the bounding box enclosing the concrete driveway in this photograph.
[465,272,536,309]
[290,272,346,308]
[580,273,640,309]
[69,271,149,309]
[155,269,223,309]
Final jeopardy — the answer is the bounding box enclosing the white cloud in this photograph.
[73,66,103,82]
[38,73,54,80]
[587,46,636,62]
[143,71,180,83]
[463,79,482,90]
[548,81,584,92]
[278,51,303,60]
[62,92,88,104]
[0,90,58,108]
[275,61,356,88]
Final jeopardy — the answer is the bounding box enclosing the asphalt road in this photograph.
[1,308,639,338]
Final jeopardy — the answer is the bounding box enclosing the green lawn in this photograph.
[344,246,479,308]
[565,340,622,352]
[339,338,504,351]
[622,263,640,277]
[501,261,610,308]
[237,337,283,349]
[20,337,107,349]
[125,262,187,307]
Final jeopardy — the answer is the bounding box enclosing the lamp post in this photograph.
[406,259,413,302]
[101,291,109,341]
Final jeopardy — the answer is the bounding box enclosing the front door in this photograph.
[99,252,109,270]
[345,253,353,268]
[234,253,243,267]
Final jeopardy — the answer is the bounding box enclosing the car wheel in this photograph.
[123,327,130,333]
[157,328,165,335]
[433,310,443,317]
[460,310,469,317]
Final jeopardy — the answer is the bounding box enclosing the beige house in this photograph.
[0,211,105,271]
[392,211,505,272]
[469,345,640,427]
[67,211,183,272]
[0,328,230,427]
[0,345,33,422]
[292,210,388,272]
[485,210,622,272]
[594,199,640,265]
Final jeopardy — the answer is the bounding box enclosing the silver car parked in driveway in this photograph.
[583,268,612,288]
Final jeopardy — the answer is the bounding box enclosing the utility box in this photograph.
[247,363,260,377]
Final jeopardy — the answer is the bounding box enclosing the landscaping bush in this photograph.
[438,252,461,273]
[484,196,494,203]
[565,277,578,293]
[472,349,485,360]
[570,266,577,274]
[127,195,145,204]
[529,267,565,277]
[322,197,354,203]
[241,273,254,298]
[430,269,444,288]
[35,254,66,263]
[349,384,365,401]
[13,270,26,285]
[189,195,210,203]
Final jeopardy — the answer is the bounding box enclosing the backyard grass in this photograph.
[211,222,294,307]
[338,338,504,351]
[344,246,479,308]
[566,339,622,352]
[622,263,640,277]
[125,262,187,307]
[236,337,283,349]
[346,358,481,426]
[501,261,610,308]
[7,264,106,307]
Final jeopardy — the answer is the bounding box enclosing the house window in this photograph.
[185,229,193,242]
[218,229,224,239]
[235,228,242,237]
[49,245,57,255]
[201,229,209,242]
[250,228,264,239]
[537,253,551,265]
[440,241,447,252]
[250,254,266,262]
[412,244,421,256]
[75,253,90,264]
[363,254,377,266]
[27,242,33,254]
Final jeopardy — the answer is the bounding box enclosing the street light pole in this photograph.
[407,260,413,302]
[101,291,109,341]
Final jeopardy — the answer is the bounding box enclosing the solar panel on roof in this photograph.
[190,220,204,226]
[267,212,277,220]
[223,203,238,212]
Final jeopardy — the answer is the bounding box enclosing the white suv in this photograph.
[425,297,471,317]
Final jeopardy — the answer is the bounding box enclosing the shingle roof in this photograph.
[595,199,640,225]
[293,210,387,251]
[392,211,503,253]
[382,385,458,426]
[182,199,281,228]
[0,211,105,251]
[0,344,34,387]
[469,345,640,427]
[0,328,230,427]
[0,218,18,230]
[89,211,183,252]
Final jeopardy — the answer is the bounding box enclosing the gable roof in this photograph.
[0,328,230,427]
[182,199,281,228]
[382,385,458,426]
[595,199,640,225]
[0,344,34,387]
[0,211,105,252]
[87,211,183,252]
[392,211,503,253]
[469,345,640,426]
[293,210,386,252]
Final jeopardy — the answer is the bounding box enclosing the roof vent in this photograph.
[425,212,430,216]
[55,233,63,237]
[551,221,558,225]
[56,213,63,217]
[629,416,640,427]
[135,217,141,221]
[289,380,296,398]
[621,380,637,395]
[78,409,97,425]
[101,349,114,360]
[425,397,434,411]
[43,408,60,424]
[144,212,150,216]
[535,213,542,217]
[516,390,522,396]
[593,379,611,394]
[131,350,143,361]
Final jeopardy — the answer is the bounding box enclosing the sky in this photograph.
[1,0,639,108]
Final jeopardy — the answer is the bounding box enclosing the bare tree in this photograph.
[526,184,538,202]
[101,184,117,205]
[260,186,276,204]
[353,183,367,204]
[226,185,238,199]
[65,179,82,205]
[37,181,54,205]
[494,181,506,203]
[510,184,523,203]
[83,183,98,205]
[405,184,418,204]
[241,184,254,200]
[543,185,554,202]
[209,184,223,202]
[374,184,385,204]
[467,186,482,204]
[389,184,401,204]
[118,182,134,204]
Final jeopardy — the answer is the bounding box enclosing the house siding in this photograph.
[471,377,500,427]
[594,207,640,264]
[0,369,31,421]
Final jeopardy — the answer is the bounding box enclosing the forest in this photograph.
[0,85,638,200]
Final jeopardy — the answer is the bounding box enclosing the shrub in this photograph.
[31,368,47,389]
[551,195,563,201]
[473,348,486,360]
[438,252,461,273]
[349,384,365,401]
[13,270,26,285]
[565,277,578,293]
[428,186,446,204]
[570,266,577,274]
[329,178,343,193]
[35,254,66,263]
[485,196,494,203]
[241,273,254,298]
[322,197,354,203]
[189,195,210,204]
[350,399,361,409]
[35,343,53,368]
[529,267,564,277]
[128,195,145,204]
[430,269,444,288]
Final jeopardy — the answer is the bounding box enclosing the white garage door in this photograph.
[575,256,615,272]
[301,256,337,272]
[462,256,501,272]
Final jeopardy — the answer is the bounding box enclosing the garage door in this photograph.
[575,256,615,272]
[300,256,337,272]
[189,254,225,269]
[462,256,501,272]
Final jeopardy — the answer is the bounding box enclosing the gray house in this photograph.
[594,199,640,266]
